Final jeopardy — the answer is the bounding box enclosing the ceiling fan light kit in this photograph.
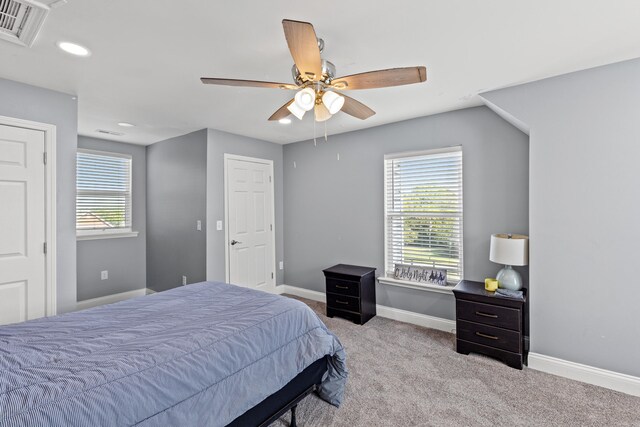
[322,91,345,115]
[294,87,316,109]
[201,19,427,129]
[287,100,307,120]
[314,103,332,122]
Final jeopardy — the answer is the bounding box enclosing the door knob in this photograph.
[230,240,242,246]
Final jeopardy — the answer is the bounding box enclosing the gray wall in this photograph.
[283,106,529,321]
[146,129,207,292]
[0,78,78,313]
[76,136,146,301]
[206,128,285,285]
[481,57,640,377]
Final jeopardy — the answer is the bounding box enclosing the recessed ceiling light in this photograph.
[278,118,292,124]
[57,41,91,57]
[117,122,135,127]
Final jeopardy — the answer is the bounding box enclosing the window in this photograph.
[76,149,133,237]
[384,146,463,285]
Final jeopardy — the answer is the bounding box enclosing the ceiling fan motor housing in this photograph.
[291,59,336,86]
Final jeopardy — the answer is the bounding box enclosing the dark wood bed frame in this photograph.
[226,356,329,427]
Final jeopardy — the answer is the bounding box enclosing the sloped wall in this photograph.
[481,57,640,377]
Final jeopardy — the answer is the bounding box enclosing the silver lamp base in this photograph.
[496,265,523,291]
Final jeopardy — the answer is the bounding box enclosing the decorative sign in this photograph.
[394,264,448,286]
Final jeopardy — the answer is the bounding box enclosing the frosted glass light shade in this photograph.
[287,102,306,120]
[314,103,332,122]
[322,91,345,114]
[295,88,316,111]
[490,234,529,266]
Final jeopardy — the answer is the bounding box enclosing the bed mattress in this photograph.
[0,282,347,426]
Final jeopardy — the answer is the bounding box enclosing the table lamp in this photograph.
[489,234,529,291]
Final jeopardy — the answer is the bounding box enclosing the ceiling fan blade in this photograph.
[341,95,376,120]
[282,19,323,81]
[331,66,427,90]
[201,78,298,90]
[268,99,295,121]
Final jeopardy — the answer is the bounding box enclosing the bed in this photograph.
[0,282,347,426]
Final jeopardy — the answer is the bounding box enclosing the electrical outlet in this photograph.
[196,220,202,231]
[279,261,284,270]
[182,275,187,286]
[101,270,108,280]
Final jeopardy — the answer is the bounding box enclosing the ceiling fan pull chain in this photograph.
[324,121,328,142]
[313,117,317,146]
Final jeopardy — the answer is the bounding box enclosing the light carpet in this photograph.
[276,296,639,427]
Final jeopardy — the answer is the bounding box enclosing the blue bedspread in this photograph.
[0,282,347,426]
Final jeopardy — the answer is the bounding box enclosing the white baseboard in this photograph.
[76,288,150,311]
[275,284,326,302]
[275,284,456,333]
[276,285,639,397]
[528,353,640,397]
[375,304,457,333]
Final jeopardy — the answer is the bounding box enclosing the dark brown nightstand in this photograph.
[453,280,527,369]
[323,264,376,325]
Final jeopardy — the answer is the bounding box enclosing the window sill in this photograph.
[77,231,139,241]
[377,276,455,295]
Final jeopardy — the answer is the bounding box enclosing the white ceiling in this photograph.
[2,0,640,145]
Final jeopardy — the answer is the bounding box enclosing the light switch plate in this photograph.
[216,220,223,231]
[279,261,284,270]
[101,270,108,280]
[196,220,202,231]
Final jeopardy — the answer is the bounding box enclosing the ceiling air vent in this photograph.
[0,0,49,47]
[96,130,125,137]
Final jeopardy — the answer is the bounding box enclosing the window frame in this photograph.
[382,146,463,291]
[76,148,137,240]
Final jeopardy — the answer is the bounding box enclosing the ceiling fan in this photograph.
[201,19,427,123]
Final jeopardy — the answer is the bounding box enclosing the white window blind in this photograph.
[76,149,132,231]
[384,146,463,283]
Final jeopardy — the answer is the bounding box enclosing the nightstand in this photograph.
[453,280,526,369]
[323,264,376,325]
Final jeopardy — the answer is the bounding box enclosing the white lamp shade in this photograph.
[489,234,529,266]
[287,102,306,120]
[322,91,345,114]
[294,88,316,112]
[314,103,332,122]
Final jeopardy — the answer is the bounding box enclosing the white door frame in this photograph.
[223,153,276,288]
[0,115,57,316]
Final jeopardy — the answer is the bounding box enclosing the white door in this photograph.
[0,124,47,325]
[226,156,274,289]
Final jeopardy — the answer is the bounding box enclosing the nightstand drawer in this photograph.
[327,307,362,324]
[326,277,360,297]
[326,293,360,312]
[457,320,521,353]
[457,299,521,331]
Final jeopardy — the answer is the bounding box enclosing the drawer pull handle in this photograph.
[336,300,349,305]
[475,311,498,319]
[335,285,349,289]
[475,332,499,340]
